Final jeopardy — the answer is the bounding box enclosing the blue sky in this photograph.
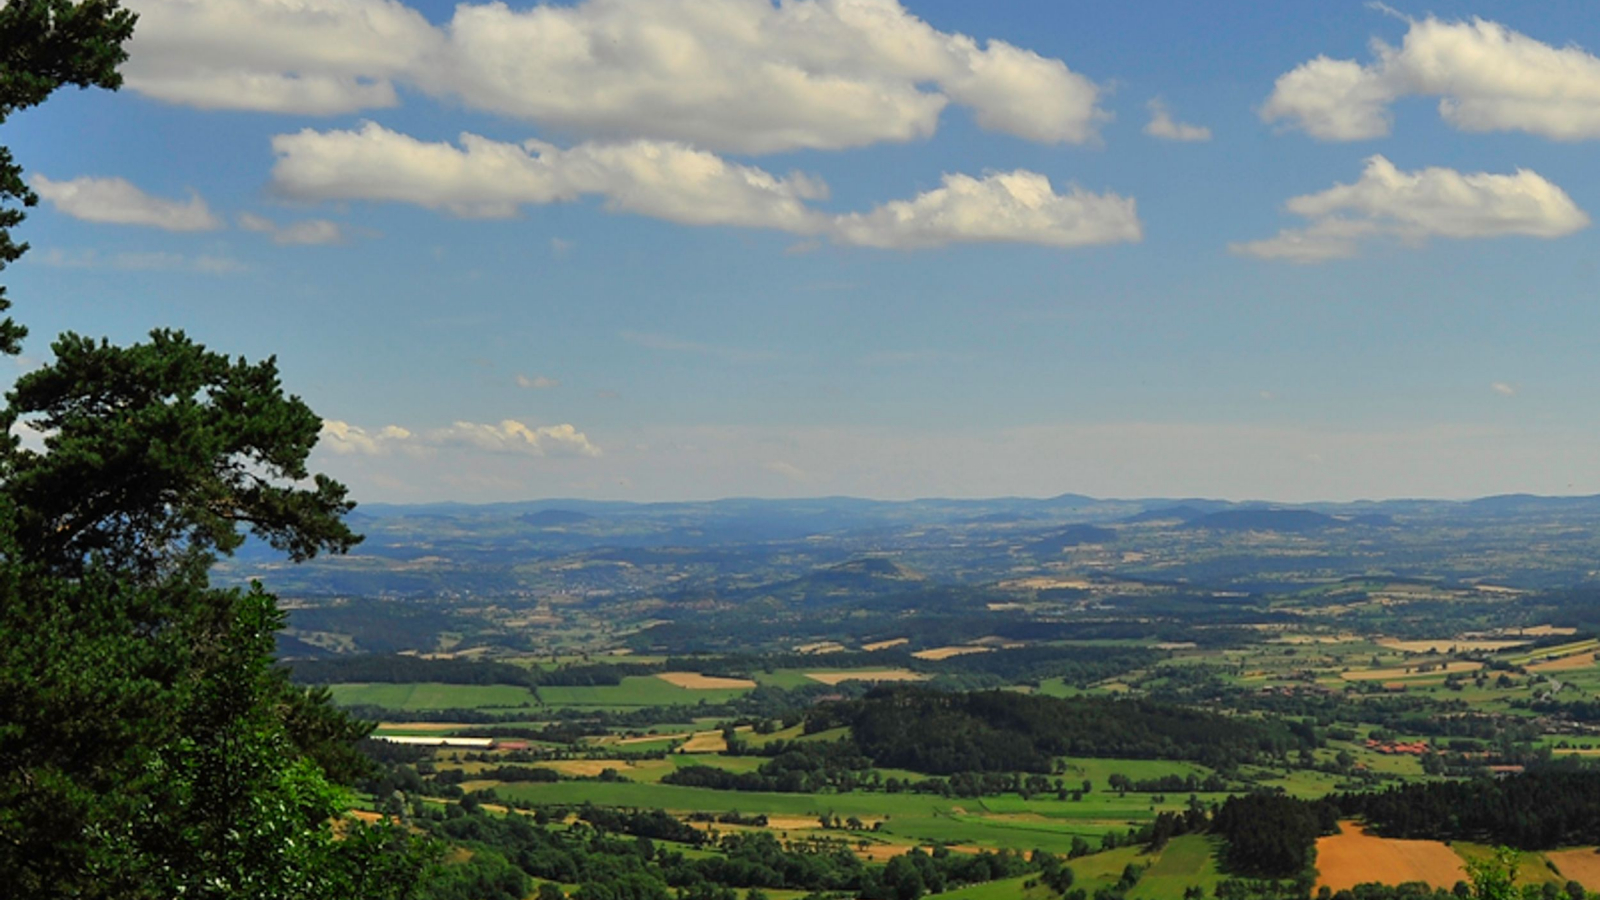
[10,0,1600,502]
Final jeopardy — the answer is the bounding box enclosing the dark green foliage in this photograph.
[413,803,1032,900]
[289,651,660,687]
[0,15,429,887]
[575,804,707,846]
[1335,769,1600,849]
[291,653,544,687]
[663,740,874,792]
[1211,793,1338,879]
[926,644,1159,685]
[0,555,432,897]
[417,848,530,900]
[6,330,359,576]
[825,688,1311,774]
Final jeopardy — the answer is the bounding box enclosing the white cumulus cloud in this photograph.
[272,123,1139,250]
[433,420,601,458]
[32,175,221,231]
[1231,155,1588,263]
[1143,98,1211,142]
[321,417,599,458]
[831,170,1141,250]
[271,122,830,230]
[122,0,439,114]
[319,420,414,455]
[516,374,560,389]
[1264,14,1600,141]
[122,0,1103,152]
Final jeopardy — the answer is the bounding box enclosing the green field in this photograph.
[926,874,1039,900]
[318,611,1600,900]
[537,675,753,708]
[929,834,1219,900]
[1128,835,1223,899]
[326,682,538,710]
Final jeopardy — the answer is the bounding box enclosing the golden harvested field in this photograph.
[862,638,909,651]
[912,646,993,661]
[856,842,975,862]
[766,816,834,831]
[591,732,691,746]
[1509,640,1600,665]
[1514,625,1579,636]
[1546,850,1600,890]
[1315,823,1466,892]
[678,730,728,753]
[998,577,1092,591]
[1529,652,1597,673]
[687,815,830,835]
[1378,638,1528,654]
[1342,661,1483,681]
[806,670,929,685]
[544,759,655,778]
[656,671,758,689]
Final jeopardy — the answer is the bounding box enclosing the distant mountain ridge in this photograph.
[357,491,1600,522]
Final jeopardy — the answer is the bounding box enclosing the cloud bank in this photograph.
[272,123,1141,250]
[125,0,1105,153]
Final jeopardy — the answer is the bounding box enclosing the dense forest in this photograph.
[817,689,1315,774]
[287,653,664,688]
[1211,794,1338,879]
[1335,769,1600,849]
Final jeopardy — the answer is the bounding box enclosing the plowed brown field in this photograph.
[1316,822,1467,892]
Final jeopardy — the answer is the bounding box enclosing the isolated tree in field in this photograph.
[0,2,431,896]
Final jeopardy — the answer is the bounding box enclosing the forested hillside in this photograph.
[817,689,1314,774]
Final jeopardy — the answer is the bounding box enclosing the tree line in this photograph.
[1333,767,1600,849]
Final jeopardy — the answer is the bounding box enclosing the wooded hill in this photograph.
[812,688,1316,774]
